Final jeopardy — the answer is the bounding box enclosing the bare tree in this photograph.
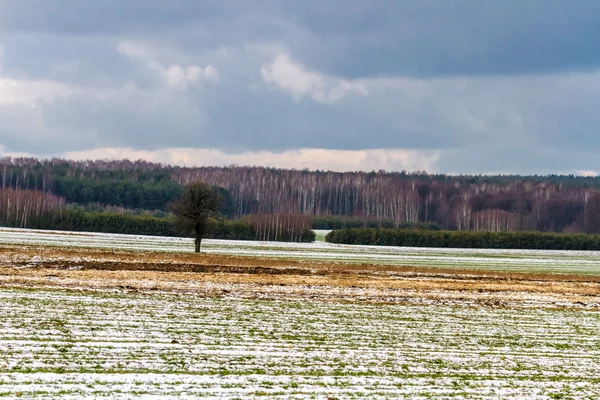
[169,183,222,252]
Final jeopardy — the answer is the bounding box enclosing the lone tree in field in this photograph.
[169,183,222,252]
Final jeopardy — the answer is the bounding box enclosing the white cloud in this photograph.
[0,78,77,106]
[577,170,598,177]
[261,54,323,98]
[59,147,440,173]
[261,53,366,104]
[0,145,34,159]
[0,41,78,106]
[116,40,151,59]
[117,40,219,91]
[164,65,219,90]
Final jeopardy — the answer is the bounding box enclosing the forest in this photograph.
[2,156,600,236]
[0,188,314,242]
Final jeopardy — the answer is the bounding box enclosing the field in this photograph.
[1,228,600,398]
[1,289,599,399]
[3,227,600,275]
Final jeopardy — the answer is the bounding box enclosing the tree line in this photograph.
[3,157,600,234]
[326,228,600,250]
[0,187,313,243]
[0,187,65,229]
[312,216,440,230]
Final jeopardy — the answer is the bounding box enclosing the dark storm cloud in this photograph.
[0,34,137,86]
[2,0,600,78]
[287,0,600,78]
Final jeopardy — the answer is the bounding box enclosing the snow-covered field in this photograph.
[312,229,332,241]
[2,227,600,275]
[0,288,598,399]
[1,228,600,398]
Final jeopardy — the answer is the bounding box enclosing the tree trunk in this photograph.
[194,236,202,252]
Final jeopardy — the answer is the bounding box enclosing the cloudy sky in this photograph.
[1,0,600,174]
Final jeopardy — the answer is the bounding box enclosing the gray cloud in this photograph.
[1,1,600,174]
[3,1,600,78]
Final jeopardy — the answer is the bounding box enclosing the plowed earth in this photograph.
[1,245,599,309]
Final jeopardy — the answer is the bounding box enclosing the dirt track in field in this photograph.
[1,244,600,308]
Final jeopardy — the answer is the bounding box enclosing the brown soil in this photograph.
[1,244,599,308]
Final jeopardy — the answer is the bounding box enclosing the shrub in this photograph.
[326,228,600,250]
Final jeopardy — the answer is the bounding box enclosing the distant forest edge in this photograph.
[326,228,600,251]
[2,157,600,236]
[0,188,314,242]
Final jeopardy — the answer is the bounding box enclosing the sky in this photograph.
[1,0,600,175]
